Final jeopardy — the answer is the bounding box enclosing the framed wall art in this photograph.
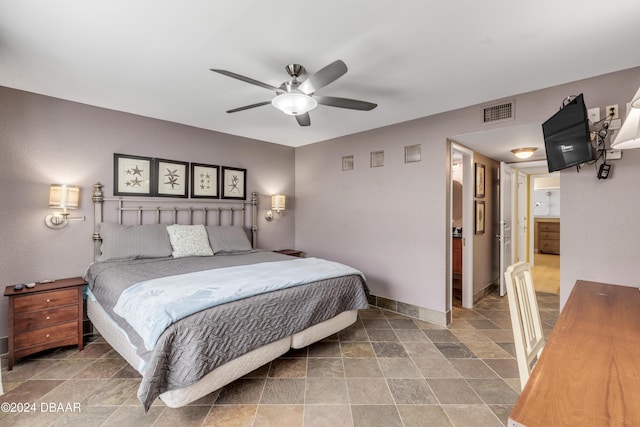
[475,163,485,198]
[342,155,354,171]
[191,163,219,198]
[475,200,485,234]
[114,153,153,196]
[221,166,247,200]
[154,158,189,198]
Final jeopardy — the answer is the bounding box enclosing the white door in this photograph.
[517,172,527,262]
[499,162,514,296]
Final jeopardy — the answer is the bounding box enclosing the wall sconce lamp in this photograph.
[265,194,286,221]
[511,147,537,159]
[45,184,86,229]
[611,86,640,150]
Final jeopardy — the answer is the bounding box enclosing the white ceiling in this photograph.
[1,1,640,149]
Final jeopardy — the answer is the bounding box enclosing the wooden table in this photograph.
[509,280,640,426]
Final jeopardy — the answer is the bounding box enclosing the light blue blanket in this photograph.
[113,257,364,350]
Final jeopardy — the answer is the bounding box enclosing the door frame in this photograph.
[516,170,528,263]
[450,143,474,309]
[499,162,515,296]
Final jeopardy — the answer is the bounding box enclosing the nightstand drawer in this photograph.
[539,231,559,240]
[14,321,78,349]
[539,222,560,232]
[14,305,78,332]
[13,288,78,313]
[540,241,560,253]
[5,277,86,370]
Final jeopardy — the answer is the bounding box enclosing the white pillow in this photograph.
[166,224,214,258]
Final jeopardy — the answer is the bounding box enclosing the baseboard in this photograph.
[473,282,498,304]
[367,294,448,326]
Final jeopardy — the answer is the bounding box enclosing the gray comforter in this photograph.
[84,251,369,410]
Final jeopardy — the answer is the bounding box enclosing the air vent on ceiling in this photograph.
[483,101,514,124]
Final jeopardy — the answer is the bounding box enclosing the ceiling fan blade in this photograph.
[210,69,282,93]
[315,95,377,111]
[226,101,272,113]
[295,113,311,126]
[297,60,348,95]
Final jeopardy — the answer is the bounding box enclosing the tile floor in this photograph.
[0,291,559,427]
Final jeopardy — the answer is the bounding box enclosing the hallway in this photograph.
[531,254,560,294]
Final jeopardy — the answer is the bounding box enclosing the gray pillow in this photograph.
[206,226,253,254]
[97,223,172,262]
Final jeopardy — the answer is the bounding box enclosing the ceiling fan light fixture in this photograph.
[511,147,537,159]
[271,93,317,116]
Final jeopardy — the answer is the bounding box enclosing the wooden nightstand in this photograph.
[4,277,86,370]
[274,249,304,258]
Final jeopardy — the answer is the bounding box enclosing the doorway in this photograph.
[450,143,473,309]
[530,174,561,294]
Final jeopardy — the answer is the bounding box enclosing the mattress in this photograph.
[85,251,369,409]
[87,292,358,407]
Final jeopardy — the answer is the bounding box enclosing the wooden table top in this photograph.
[509,280,640,427]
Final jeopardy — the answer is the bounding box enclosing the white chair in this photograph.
[504,262,545,390]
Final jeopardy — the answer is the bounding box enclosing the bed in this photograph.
[84,183,369,410]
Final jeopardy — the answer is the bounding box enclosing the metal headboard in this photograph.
[92,182,258,260]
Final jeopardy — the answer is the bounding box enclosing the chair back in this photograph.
[504,262,545,390]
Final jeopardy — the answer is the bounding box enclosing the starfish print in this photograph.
[164,168,181,189]
[129,177,143,187]
[228,174,240,193]
[131,165,143,176]
[165,175,179,188]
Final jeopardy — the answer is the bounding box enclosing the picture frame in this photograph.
[342,155,354,171]
[370,150,384,168]
[190,163,219,198]
[221,166,247,200]
[113,153,153,196]
[475,200,486,234]
[154,158,189,198]
[475,163,486,198]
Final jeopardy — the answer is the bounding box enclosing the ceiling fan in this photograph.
[210,60,377,127]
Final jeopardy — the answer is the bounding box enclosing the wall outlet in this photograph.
[606,104,619,120]
[606,149,622,160]
[587,107,600,123]
[610,118,622,130]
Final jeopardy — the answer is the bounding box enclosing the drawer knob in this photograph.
[46,299,51,303]
[45,334,50,338]
[46,316,50,320]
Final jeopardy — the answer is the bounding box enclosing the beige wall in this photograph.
[296,66,640,321]
[472,153,500,297]
[2,66,639,343]
[0,86,296,339]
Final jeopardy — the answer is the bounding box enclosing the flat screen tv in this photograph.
[542,94,593,172]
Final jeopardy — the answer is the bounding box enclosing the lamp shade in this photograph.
[611,103,640,149]
[49,184,79,209]
[631,86,640,109]
[271,93,317,116]
[271,194,285,212]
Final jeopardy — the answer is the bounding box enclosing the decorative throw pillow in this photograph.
[206,226,253,253]
[97,223,172,262]
[166,224,214,258]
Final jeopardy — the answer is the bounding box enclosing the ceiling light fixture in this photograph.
[511,147,537,159]
[611,86,640,150]
[271,93,318,116]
